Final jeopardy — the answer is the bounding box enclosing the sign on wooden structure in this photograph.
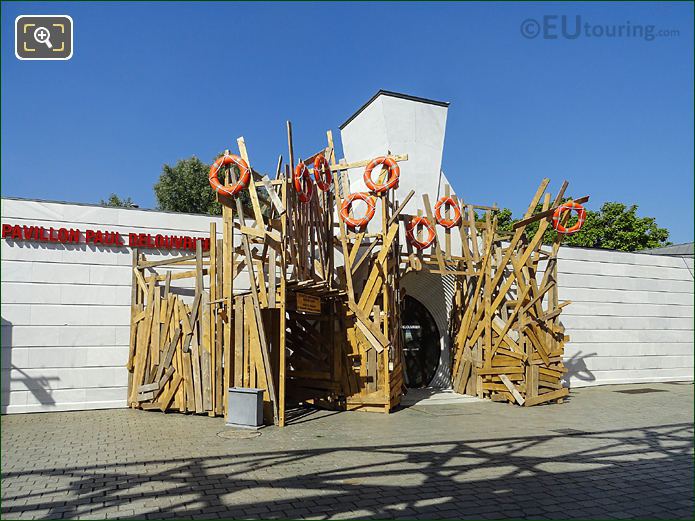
[296,292,321,314]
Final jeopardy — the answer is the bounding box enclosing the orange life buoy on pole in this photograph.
[340,193,376,230]
[434,196,462,228]
[406,216,436,250]
[552,201,587,234]
[208,154,251,198]
[363,156,400,194]
[293,161,313,203]
[313,155,332,192]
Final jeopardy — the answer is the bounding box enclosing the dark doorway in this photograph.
[401,296,440,388]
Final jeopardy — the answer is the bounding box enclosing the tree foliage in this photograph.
[154,156,222,215]
[495,201,670,252]
[153,155,271,217]
[100,194,136,208]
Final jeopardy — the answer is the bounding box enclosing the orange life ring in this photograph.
[434,196,462,228]
[406,216,436,250]
[313,155,332,192]
[293,161,313,203]
[552,201,587,234]
[363,156,400,194]
[340,193,376,230]
[208,154,250,198]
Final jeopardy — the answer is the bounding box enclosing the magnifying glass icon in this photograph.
[33,26,53,49]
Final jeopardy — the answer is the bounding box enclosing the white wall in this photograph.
[558,246,694,388]
[2,198,692,413]
[340,93,461,252]
[1,198,223,414]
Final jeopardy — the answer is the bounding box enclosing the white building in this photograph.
[1,91,692,414]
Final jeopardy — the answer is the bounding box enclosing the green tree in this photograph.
[153,155,271,217]
[100,194,136,208]
[496,207,515,233]
[154,156,222,215]
[516,201,670,252]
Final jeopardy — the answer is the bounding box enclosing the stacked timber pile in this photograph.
[125,117,591,424]
[449,179,589,406]
[332,149,410,413]
[126,239,226,415]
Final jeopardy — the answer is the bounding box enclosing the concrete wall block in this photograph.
[565,301,694,318]
[1,304,33,325]
[1,282,62,305]
[32,262,91,284]
[5,366,127,392]
[10,346,128,369]
[570,367,694,387]
[60,284,131,305]
[2,389,127,414]
[568,328,693,343]
[558,272,693,293]
[559,258,692,280]
[558,246,692,268]
[575,354,694,371]
[565,341,694,357]
[562,315,692,331]
[1,261,34,282]
[88,264,132,285]
[559,287,694,306]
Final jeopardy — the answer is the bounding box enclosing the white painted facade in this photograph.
[558,247,694,387]
[1,198,223,414]
[1,197,692,414]
[1,91,692,414]
[340,92,461,386]
[339,90,694,390]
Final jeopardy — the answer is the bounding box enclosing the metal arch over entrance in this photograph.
[401,296,440,388]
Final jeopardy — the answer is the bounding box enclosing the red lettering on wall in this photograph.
[2,222,210,251]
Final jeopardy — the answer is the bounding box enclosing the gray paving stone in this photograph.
[1,382,694,520]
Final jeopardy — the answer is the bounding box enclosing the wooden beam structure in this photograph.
[126,125,587,426]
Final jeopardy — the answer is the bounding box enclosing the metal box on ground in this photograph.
[226,387,264,429]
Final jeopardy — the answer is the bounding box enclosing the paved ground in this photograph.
[2,382,693,520]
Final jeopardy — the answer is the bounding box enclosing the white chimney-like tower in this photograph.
[339,90,451,201]
[339,91,457,390]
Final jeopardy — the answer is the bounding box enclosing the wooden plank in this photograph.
[209,222,217,415]
[129,280,155,405]
[268,247,277,308]
[386,190,415,228]
[237,137,266,228]
[138,253,199,269]
[329,154,408,172]
[156,327,182,381]
[524,387,569,407]
[278,171,288,427]
[222,211,233,416]
[227,148,279,425]
[215,238,224,415]
[133,267,147,295]
[499,374,525,405]
[201,347,212,411]
[327,130,356,305]
[190,324,204,413]
[182,350,194,411]
[422,194,447,274]
[261,174,286,215]
[126,249,140,373]
[357,223,399,312]
[234,296,244,388]
[512,195,589,229]
[158,374,183,412]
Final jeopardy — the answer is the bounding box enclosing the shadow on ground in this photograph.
[2,422,693,520]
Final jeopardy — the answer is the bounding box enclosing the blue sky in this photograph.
[2,1,693,242]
